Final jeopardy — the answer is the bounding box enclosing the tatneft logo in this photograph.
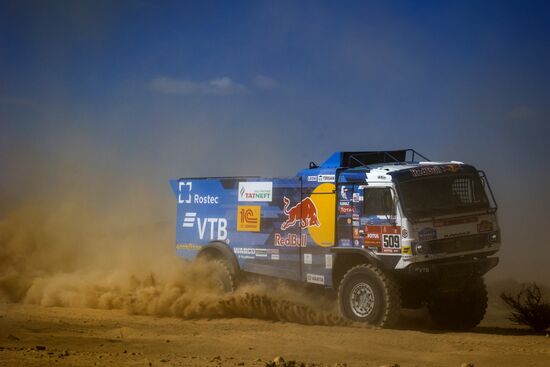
[182,212,227,240]
[238,182,273,202]
[178,181,220,204]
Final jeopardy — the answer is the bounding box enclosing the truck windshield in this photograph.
[398,174,490,219]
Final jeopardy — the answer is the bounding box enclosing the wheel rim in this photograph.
[350,282,375,318]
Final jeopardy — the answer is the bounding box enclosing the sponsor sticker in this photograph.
[409,164,462,177]
[325,254,333,269]
[306,273,325,285]
[304,253,312,264]
[260,248,280,258]
[382,232,401,253]
[418,227,437,241]
[233,247,255,260]
[274,233,308,247]
[339,238,351,247]
[318,174,335,183]
[238,182,273,202]
[182,212,228,241]
[237,205,261,232]
[233,247,256,255]
[364,226,381,245]
[255,248,268,258]
[363,225,401,253]
[338,205,354,214]
[340,186,351,200]
[175,243,201,251]
[307,175,318,182]
[178,181,220,204]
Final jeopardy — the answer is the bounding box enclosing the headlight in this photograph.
[488,231,500,244]
[414,242,429,254]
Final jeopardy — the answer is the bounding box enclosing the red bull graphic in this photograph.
[281,196,320,230]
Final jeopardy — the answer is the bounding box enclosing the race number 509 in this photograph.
[382,234,400,249]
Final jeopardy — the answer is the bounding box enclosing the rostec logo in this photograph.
[238,182,273,202]
[178,181,219,204]
[281,196,320,230]
[178,182,192,204]
[237,205,261,232]
[182,212,227,240]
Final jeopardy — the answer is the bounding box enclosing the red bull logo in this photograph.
[281,196,320,230]
[274,233,308,247]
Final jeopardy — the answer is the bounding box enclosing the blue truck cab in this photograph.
[170,150,500,328]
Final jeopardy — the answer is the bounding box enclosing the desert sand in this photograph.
[1,299,549,367]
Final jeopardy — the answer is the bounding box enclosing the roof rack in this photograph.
[320,150,430,169]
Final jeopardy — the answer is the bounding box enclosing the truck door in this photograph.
[299,182,336,286]
[354,185,402,255]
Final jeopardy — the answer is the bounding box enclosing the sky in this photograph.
[1,0,549,282]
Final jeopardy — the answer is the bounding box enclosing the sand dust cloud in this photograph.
[0,188,345,326]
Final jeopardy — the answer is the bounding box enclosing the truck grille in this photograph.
[424,234,488,254]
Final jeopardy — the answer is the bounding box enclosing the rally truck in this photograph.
[170,150,500,329]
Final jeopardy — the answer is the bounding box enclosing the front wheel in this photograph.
[338,264,401,327]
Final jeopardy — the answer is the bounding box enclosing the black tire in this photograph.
[338,264,401,327]
[428,277,488,330]
[210,259,236,293]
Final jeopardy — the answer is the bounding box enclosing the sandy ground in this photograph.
[1,303,549,367]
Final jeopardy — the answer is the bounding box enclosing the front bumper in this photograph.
[404,256,499,285]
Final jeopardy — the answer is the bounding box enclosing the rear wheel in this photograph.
[338,264,401,327]
[209,259,236,293]
[428,277,488,330]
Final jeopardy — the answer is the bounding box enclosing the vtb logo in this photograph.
[237,206,261,232]
[182,212,228,240]
[281,197,320,230]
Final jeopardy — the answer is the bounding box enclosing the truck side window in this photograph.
[363,188,395,216]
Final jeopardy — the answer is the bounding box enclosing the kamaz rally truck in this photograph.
[170,150,500,329]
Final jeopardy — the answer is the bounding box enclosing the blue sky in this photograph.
[1,0,549,281]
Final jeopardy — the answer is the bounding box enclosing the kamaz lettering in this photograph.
[171,149,501,329]
[193,194,219,204]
